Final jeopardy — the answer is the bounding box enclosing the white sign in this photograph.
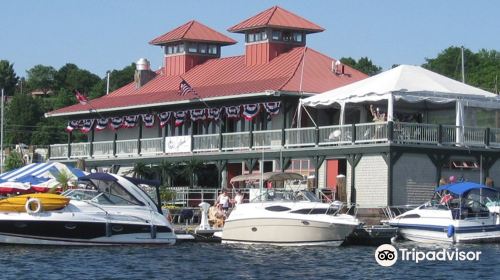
[165,136,191,153]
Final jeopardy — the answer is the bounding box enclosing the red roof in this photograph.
[150,20,236,45]
[228,6,324,34]
[48,47,366,116]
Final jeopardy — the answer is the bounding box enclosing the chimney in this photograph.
[134,58,156,88]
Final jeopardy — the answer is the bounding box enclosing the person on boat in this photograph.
[217,191,230,213]
[233,190,244,206]
[440,191,454,205]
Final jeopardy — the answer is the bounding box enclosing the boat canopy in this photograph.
[230,172,304,183]
[435,182,497,196]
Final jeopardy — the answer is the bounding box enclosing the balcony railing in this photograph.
[49,122,500,159]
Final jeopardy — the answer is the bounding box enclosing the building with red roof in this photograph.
[47,6,367,193]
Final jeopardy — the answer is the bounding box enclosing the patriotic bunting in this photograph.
[123,115,139,128]
[242,104,260,120]
[110,117,124,130]
[207,107,222,121]
[174,111,187,127]
[263,102,281,120]
[80,119,94,133]
[225,106,240,119]
[96,118,109,131]
[159,112,171,127]
[190,109,206,121]
[142,114,155,128]
[66,120,81,132]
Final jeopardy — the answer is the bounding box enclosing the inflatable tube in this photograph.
[25,198,42,214]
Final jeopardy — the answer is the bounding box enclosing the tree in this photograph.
[0,60,19,95]
[88,63,136,99]
[180,158,204,188]
[5,92,43,145]
[56,63,100,94]
[340,57,382,76]
[4,151,24,171]
[156,160,178,187]
[128,162,155,179]
[26,65,57,94]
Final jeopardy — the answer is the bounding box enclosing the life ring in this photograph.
[25,198,42,214]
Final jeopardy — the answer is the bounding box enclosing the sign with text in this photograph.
[165,136,191,153]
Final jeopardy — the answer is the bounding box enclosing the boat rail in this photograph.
[381,205,420,220]
[49,121,500,159]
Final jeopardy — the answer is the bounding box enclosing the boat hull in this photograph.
[395,224,500,243]
[221,217,356,246]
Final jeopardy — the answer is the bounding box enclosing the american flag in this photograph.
[75,91,88,105]
[178,79,195,96]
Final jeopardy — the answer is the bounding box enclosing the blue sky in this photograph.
[1,0,499,78]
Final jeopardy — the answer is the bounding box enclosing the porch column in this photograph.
[456,99,464,145]
[387,93,394,122]
[339,102,346,125]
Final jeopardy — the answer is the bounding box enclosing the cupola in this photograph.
[228,6,324,66]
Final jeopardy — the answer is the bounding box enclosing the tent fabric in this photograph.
[301,65,500,109]
[435,182,497,196]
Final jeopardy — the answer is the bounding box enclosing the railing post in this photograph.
[315,126,319,146]
[89,129,94,158]
[387,121,394,143]
[249,131,254,150]
[67,132,72,159]
[485,127,490,147]
[219,130,223,151]
[137,118,143,156]
[47,145,51,160]
[190,134,194,152]
[437,124,443,145]
[351,124,356,144]
[281,128,286,148]
[113,132,117,157]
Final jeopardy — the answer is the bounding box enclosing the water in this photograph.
[1,242,499,279]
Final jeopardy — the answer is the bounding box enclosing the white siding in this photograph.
[355,155,388,208]
[392,154,436,206]
[346,161,352,204]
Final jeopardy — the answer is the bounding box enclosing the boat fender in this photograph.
[447,225,455,238]
[25,198,42,214]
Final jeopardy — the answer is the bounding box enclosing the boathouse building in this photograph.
[46,6,500,209]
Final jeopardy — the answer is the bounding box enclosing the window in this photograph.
[261,31,268,40]
[293,32,303,42]
[282,31,292,41]
[247,33,255,42]
[199,43,207,54]
[178,43,185,53]
[166,45,173,54]
[208,45,217,54]
[272,30,281,40]
[188,43,197,53]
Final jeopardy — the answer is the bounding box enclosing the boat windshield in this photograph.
[465,188,500,207]
[63,180,144,206]
[252,189,320,202]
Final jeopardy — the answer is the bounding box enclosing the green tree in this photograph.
[340,57,382,76]
[180,159,204,188]
[156,160,178,187]
[0,60,19,95]
[89,63,136,99]
[4,151,24,171]
[5,92,43,145]
[128,162,155,179]
[26,64,57,94]
[56,63,100,94]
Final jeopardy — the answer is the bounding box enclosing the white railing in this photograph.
[393,122,439,144]
[92,141,114,158]
[490,128,500,148]
[463,127,485,147]
[355,122,387,143]
[140,138,164,155]
[318,125,352,146]
[70,142,90,158]
[115,139,138,156]
[253,129,282,149]
[50,144,68,159]
[193,134,220,153]
[441,125,457,145]
[285,127,316,148]
[222,131,251,151]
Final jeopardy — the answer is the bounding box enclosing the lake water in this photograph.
[1,241,499,279]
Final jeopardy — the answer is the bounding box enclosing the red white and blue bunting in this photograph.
[64,102,281,132]
[263,102,281,120]
[207,107,222,121]
[190,109,206,122]
[96,118,109,131]
[242,104,260,121]
[142,114,155,128]
[110,117,124,130]
[174,111,187,127]
[159,112,171,127]
[80,119,94,133]
[225,106,240,119]
[123,115,139,128]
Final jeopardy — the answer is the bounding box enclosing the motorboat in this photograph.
[386,182,500,243]
[0,173,176,245]
[220,172,361,246]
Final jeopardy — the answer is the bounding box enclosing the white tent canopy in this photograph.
[301,64,500,112]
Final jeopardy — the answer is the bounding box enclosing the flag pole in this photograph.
[1,88,4,174]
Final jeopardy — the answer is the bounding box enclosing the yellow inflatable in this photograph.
[0,193,70,213]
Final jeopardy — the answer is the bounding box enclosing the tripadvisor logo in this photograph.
[375,244,398,266]
[374,244,482,266]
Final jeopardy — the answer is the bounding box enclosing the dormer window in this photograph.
[199,43,207,54]
[272,30,281,41]
[293,32,303,42]
[188,43,198,53]
[165,43,185,55]
[246,30,267,43]
[208,45,218,54]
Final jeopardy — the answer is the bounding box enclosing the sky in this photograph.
[1,0,499,78]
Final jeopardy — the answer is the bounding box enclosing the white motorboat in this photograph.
[0,173,176,245]
[386,182,500,244]
[221,172,360,246]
